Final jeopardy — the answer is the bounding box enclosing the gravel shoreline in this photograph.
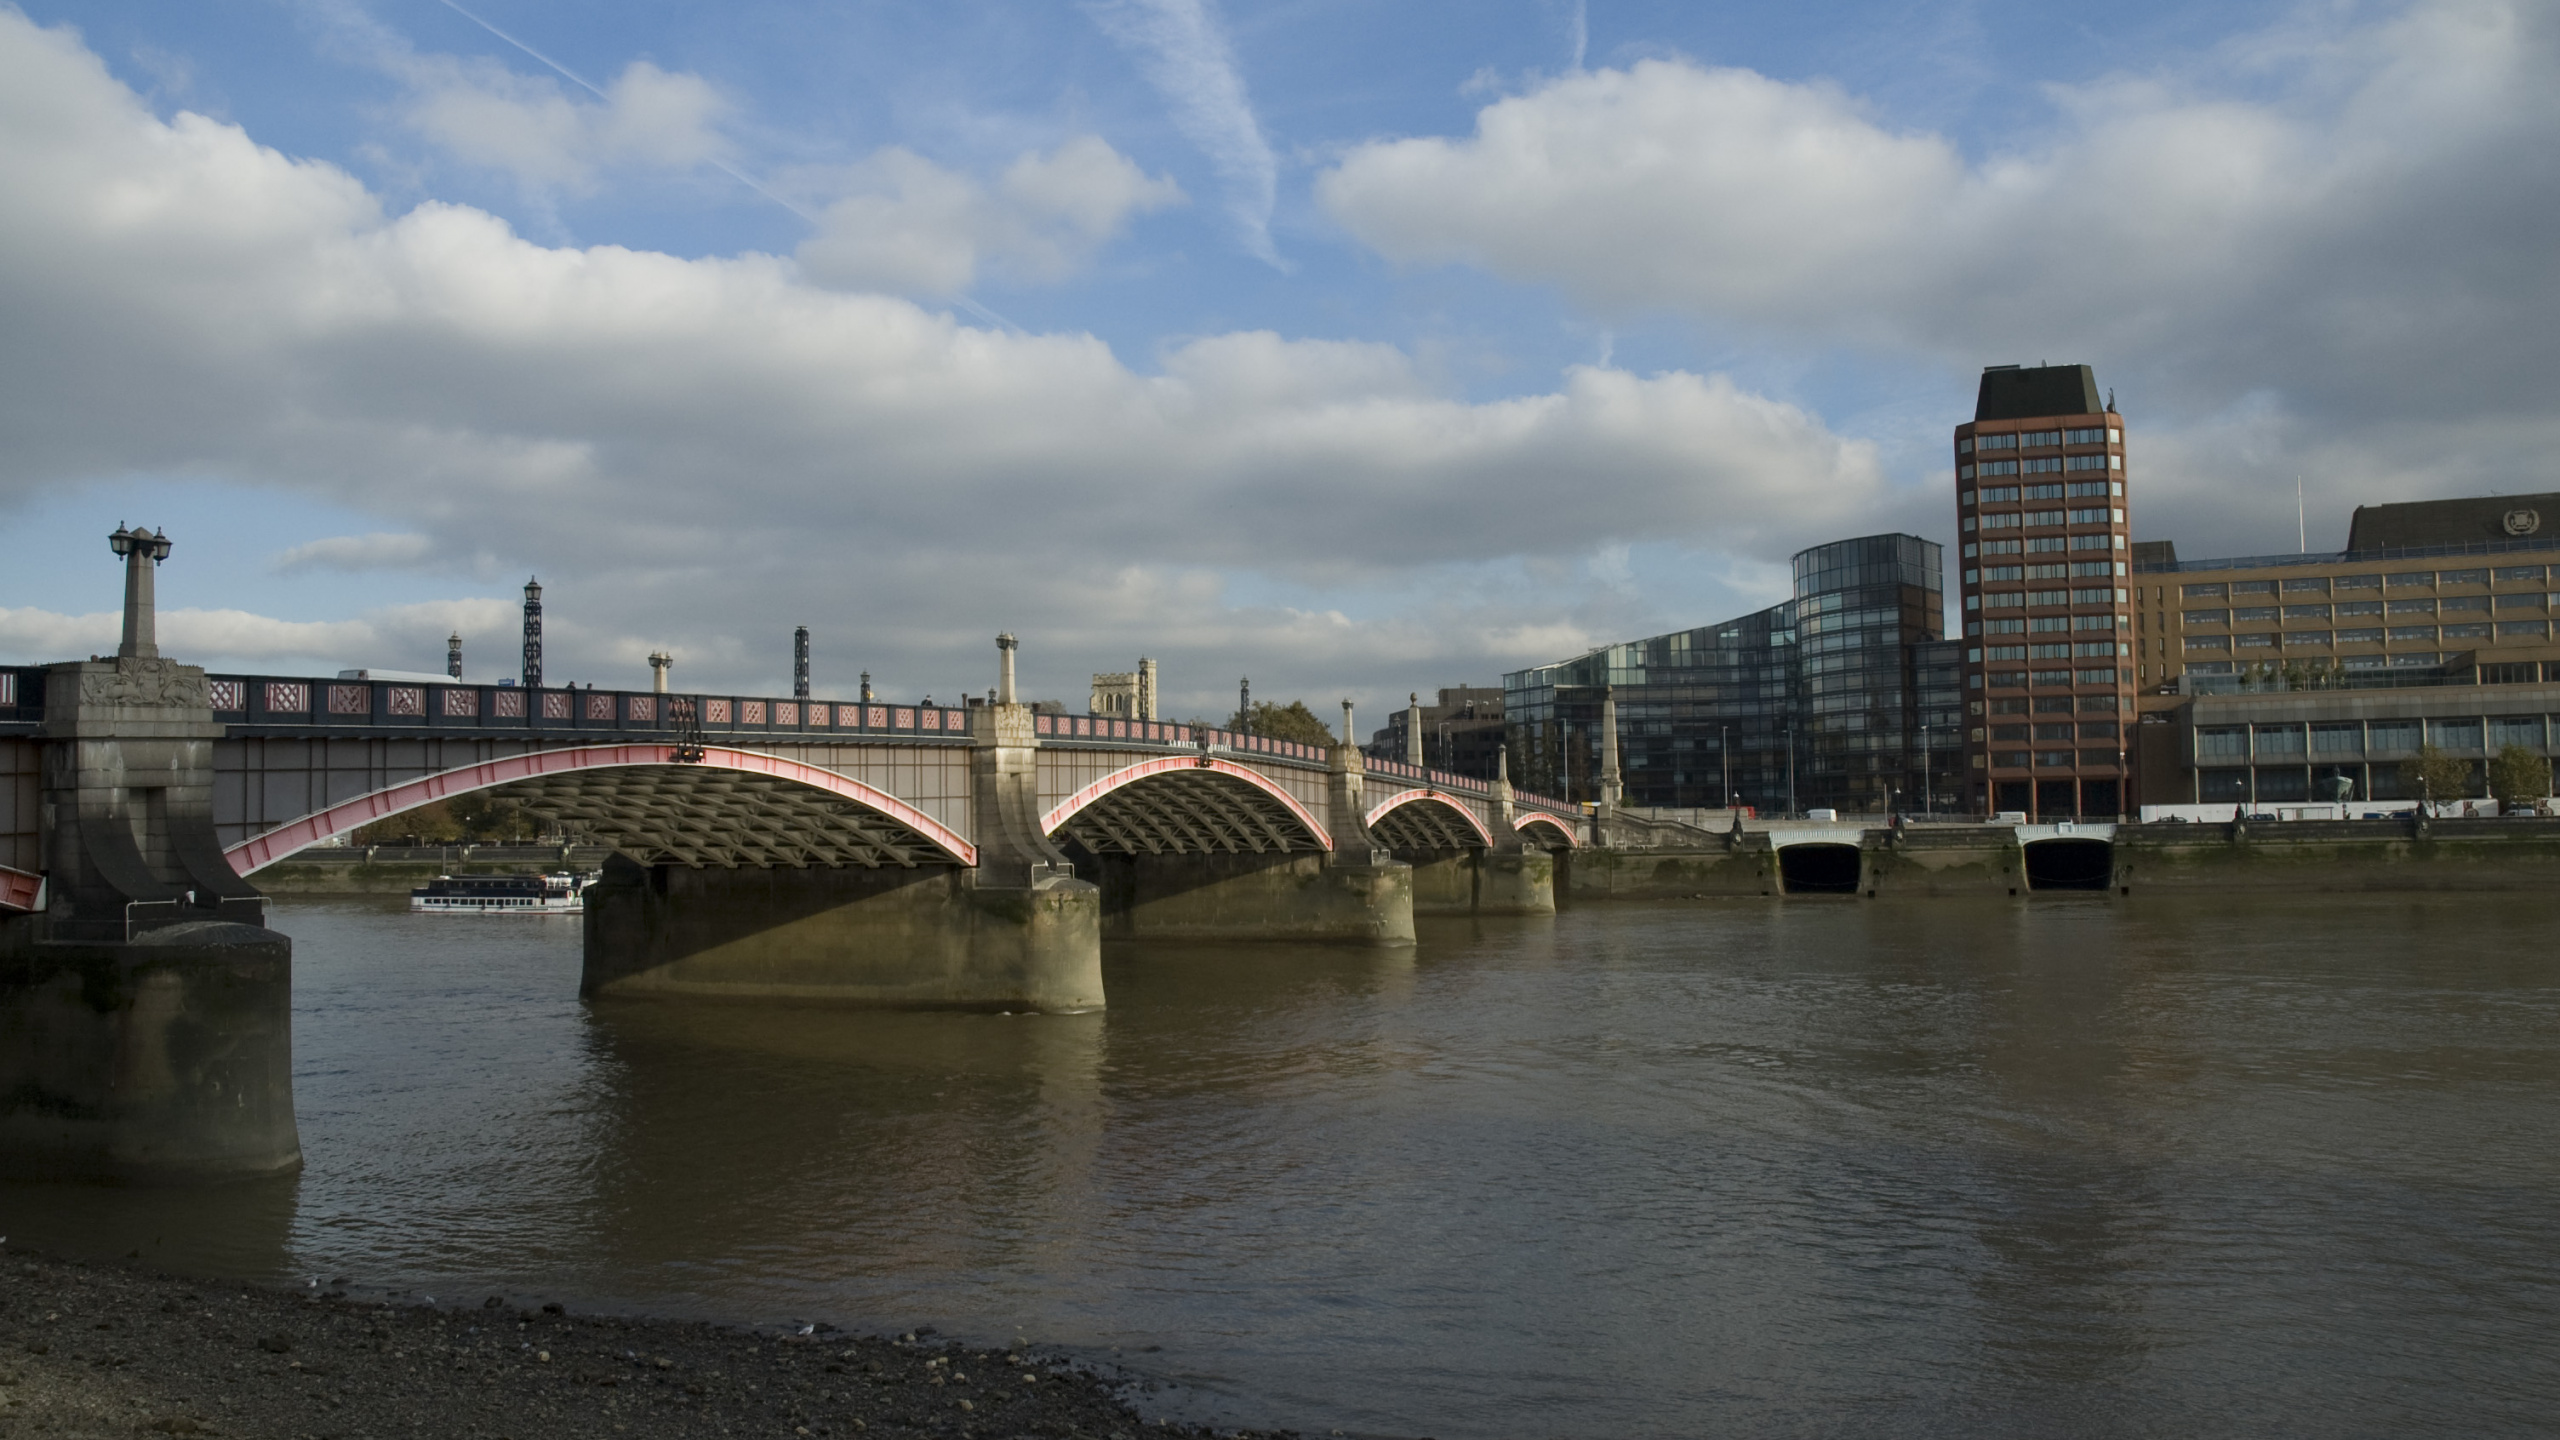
[0,1246,1308,1440]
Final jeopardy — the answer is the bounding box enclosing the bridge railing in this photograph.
[1039,713,1330,768]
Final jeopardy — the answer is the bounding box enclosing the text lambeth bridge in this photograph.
[0,532,1577,1180]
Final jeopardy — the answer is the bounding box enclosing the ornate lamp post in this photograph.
[107,523,172,659]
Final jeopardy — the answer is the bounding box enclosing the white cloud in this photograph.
[399,56,729,192]
[797,137,1182,296]
[1317,0,2560,493]
[0,11,1880,703]
[269,531,436,574]
[1084,0,1282,267]
[0,597,514,673]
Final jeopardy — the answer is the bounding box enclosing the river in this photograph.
[3,894,2556,1438]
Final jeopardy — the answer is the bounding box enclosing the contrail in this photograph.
[426,0,1021,330]
[432,0,815,222]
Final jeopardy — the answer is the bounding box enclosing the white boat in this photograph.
[408,871,599,914]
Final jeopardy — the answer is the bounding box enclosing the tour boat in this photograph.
[408,871,599,915]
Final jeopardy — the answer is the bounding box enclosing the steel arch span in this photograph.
[223,745,977,875]
[1365,789,1494,850]
[1042,757,1332,856]
[1515,813,1580,848]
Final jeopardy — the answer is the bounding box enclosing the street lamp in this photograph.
[107,523,172,660]
[1920,723,1932,816]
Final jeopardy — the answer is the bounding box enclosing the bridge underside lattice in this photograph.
[494,767,957,868]
[1367,797,1486,851]
[1052,769,1326,856]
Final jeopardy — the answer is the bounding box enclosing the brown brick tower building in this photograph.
[1956,364,2133,817]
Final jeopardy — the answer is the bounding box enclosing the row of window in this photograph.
[1966,507,2125,532]
[1969,587,2128,610]
[1983,695,2123,715]
[1960,428,2119,454]
[2178,565,2550,599]
[1984,749,2123,771]
[2183,596,2542,624]
[2184,622,2536,649]
[1984,721,2121,741]
[2197,716,2553,757]
[1964,456,2125,479]
[1973,617,2122,635]
[1977,642,2123,661]
[1980,667,2131,690]
[1970,561,2129,583]
[1966,481,2123,505]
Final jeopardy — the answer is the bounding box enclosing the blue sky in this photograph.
[2,0,2552,716]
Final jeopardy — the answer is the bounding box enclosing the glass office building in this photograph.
[1504,533,1946,814]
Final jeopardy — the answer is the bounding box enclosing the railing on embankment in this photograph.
[1564,816,2560,900]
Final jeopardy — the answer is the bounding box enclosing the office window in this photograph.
[1959,489,1976,507]
[2236,633,2277,648]
[2072,642,2117,658]
[2183,583,2228,599]
[2489,715,2545,749]
[2023,458,2064,474]
[2387,571,2434,588]
[2027,588,2067,605]
[2078,695,2120,713]
[2185,635,2231,651]
[2029,617,2069,633]
[2387,598,2437,615]
[2078,721,2120,739]
[1983,565,2024,581]
[2025,509,2065,525]
[1981,485,2021,502]
[2030,643,2072,659]
[2234,580,2276,595]
[2034,722,2074,740]
[2020,431,2062,447]
[1980,512,2022,529]
[1979,460,2020,475]
[2442,595,2489,613]
[2283,603,2331,620]
[2495,593,2543,611]
[1984,591,2025,608]
[2388,625,2439,642]
[2034,750,2075,768]
[2185,608,2230,625]
[2311,723,2362,754]
[2031,669,2075,685]
[2494,565,2546,583]
[1957,439,1974,455]
[2285,631,2333,646]
[2254,725,2306,755]
[2071,588,2122,605]
[2334,573,2381,590]
[1977,434,2019,451]
[2072,615,2117,631]
[1987,646,2027,660]
[2282,577,2330,594]
[2338,599,2382,617]
[1992,724,2030,741]
[2028,537,2067,553]
[2064,456,2110,472]
[2499,620,2550,638]
[2066,480,2109,499]
[2067,508,2111,524]
[2063,427,2109,444]
[2429,718,2484,750]
[2443,623,2492,639]
[2441,569,2487,586]
[2235,606,2279,622]
[2337,627,2383,644]
[2390,652,2441,667]
[1983,539,2023,554]
[2198,727,2247,758]
[1987,618,2026,634]
[2066,535,2110,551]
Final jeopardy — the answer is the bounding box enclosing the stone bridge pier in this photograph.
[0,528,300,1181]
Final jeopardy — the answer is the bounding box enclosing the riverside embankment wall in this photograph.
[1567,817,2560,900]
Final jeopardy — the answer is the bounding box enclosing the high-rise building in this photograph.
[1955,364,2133,818]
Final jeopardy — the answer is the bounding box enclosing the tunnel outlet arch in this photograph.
[1776,842,1864,895]
[2022,837,2114,891]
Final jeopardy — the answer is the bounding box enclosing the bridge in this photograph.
[0,531,1576,1181]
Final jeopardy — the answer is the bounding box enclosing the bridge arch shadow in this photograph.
[224,744,977,876]
[1041,757,1331,856]
[1515,814,1580,849]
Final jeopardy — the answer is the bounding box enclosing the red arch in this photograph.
[1041,756,1332,849]
[1514,812,1581,848]
[224,744,976,875]
[1364,788,1495,847]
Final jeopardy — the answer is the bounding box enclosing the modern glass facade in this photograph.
[1503,533,1945,815]
[1795,535,1945,812]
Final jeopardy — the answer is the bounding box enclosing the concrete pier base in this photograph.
[581,856,1105,1011]
[0,920,301,1182]
[1072,849,1416,944]
[1406,848,1555,916]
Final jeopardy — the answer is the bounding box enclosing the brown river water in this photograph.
[3,893,2557,1438]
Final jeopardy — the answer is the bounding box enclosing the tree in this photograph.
[2398,743,2475,805]
[350,799,463,845]
[2488,743,2552,809]
[1228,699,1339,748]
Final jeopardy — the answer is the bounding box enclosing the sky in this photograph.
[1,0,2554,719]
